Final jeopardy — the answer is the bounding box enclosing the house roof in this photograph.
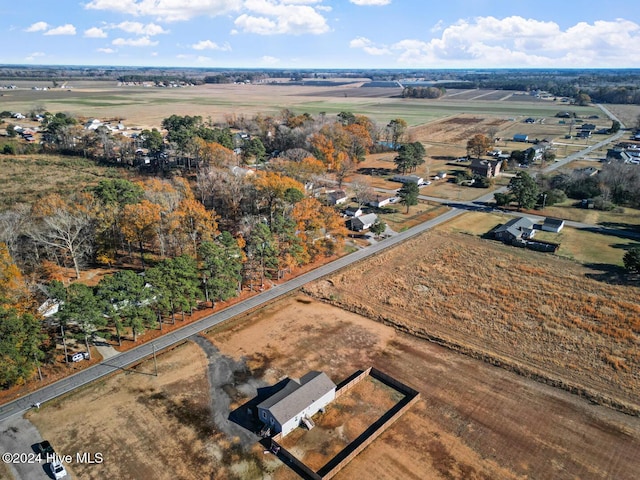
[258,371,336,425]
[543,217,564,226]
[494,217,534,237]
[352,213,378,226]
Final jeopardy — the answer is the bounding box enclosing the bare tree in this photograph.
[351,178,375,207]
[29,209,94,279]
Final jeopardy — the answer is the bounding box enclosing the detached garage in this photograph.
[542,217,565,233]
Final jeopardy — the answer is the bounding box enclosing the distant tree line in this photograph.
[401,86,445,99]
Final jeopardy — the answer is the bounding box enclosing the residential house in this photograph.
[350,213,378,231]
[84,119,103,130]
[392,174,424,185]
[368,194,395,208]
[493,217,536,244]
[579,166,598,177]
[229,166,254,177]
[344,206,363,217]
[326,190,348,205]
[541,217,565,233]
[469,158,502,178]
[257,371,336,437]
[513,134,529,142]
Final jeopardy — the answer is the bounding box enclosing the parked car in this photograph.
[68,352,89,362]
[50,460,67,479]
[37,440,55,457]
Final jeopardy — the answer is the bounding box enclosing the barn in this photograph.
[257,371,336,437]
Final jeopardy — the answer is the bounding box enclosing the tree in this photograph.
[198,232,243,304]
[247,222,278,289]
[575,92,591,106]
[351,178,375,207]
[57,283,106,358]
[97,270,155,344]
[608,120,621,134]
[623,247,640,273]
[141,128,164,155]
[120,199,162,268]
[467,134,492,159]
[508,171,539,210]
[29,198,95,280]
[254,172,304,226]
[169,198,219,256]
[394,142,425,174]
[386,118,407,146]
[370,219,387,238]
[398,182,419,213]
[0,305,45,387]
[147,255,202,324]
[493,192,514,207]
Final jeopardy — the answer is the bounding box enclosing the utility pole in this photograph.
[153,343,158,377]
[34,353,42,382]
[61,324,69,364]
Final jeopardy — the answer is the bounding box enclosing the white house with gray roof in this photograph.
[258,371,336,437]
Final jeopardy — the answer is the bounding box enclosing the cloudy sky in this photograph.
[3,0,640,68]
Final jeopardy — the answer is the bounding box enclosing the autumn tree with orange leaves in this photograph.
[254,171,304,225]
[120,199,163,269]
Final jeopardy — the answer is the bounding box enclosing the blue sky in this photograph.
[3,0,640,68]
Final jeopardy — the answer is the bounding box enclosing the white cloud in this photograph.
[349,0,391,5]
[44,24,77,36]
[349,36,390,55]
[191,40,232,51]
[85,27,108,38]
[235,0,329,35]
[97,47,115,53]
[261,55,280,65]
[114,21,168,36]
[354,16,640,67]
[25,21,49,32]
[112,36,159,47]
[85,0,242,22]
[25,52,45,61]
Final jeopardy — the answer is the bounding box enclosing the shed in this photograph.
[513,134,529,142]
[344,206,363,217]
[257,371,336,437]
[542,217,565,233]
[350,213,378,231]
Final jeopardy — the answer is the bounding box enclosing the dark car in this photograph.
[37,440,55,457]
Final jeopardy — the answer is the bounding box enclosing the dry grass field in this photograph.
[304,231,640,411]
[28,292,640,480]
[0,154,125,209]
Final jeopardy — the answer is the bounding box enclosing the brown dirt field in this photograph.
[26,292,640,479]
[303,231,640,412]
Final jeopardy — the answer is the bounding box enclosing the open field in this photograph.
[0,154,124,209]
[28,292,640,479]
[1,82,604,130]
[439,211,638,266]
[304,231,640,410]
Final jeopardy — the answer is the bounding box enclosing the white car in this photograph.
[51,460,67,479]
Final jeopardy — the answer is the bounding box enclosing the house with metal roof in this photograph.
[493,217,536,244]
[350,213,378,231]
[257,371,336,437]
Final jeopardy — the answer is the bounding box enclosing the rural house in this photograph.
[326,190,348,205]
[344,206,363,217]
[350,213,378,231]
[493,217,536,244]
[541,217,565,233]
[513,133,529,142]
[468,158,502,178]
[257,371,336,437]
[368,194,395,208]
[392,174,424,185]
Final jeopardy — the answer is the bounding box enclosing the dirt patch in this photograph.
[25,293,640,479]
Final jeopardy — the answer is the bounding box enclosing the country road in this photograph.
[0,206,463,423]
[0,104,631,423]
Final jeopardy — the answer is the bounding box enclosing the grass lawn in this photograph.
[378,201,450,231]
[438,211,637,266]
[541,202,640,227]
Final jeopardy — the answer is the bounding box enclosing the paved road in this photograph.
[0,206,464,423]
